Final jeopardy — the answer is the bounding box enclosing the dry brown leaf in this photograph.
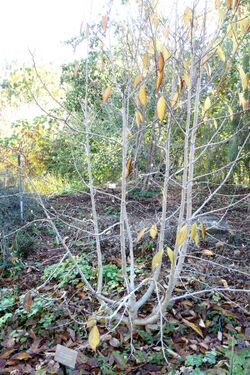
[157,52,164,72]
[136,227,147,242]
[202,249,215,257]
[13,352,32,360]
[0,349,15,359]
[23,291,32,313]
[182,318,203,337]
[226,0,232,9]
[214,306,237,318]
[125,158,132,178]
[156,71,164,90]
[178,77,184,94]
[102,86,112,102]
[157,95,166,122]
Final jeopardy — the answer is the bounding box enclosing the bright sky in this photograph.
[1,0,211,71]
[0,0,108,69]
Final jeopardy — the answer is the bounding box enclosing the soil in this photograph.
[0,185,249,374]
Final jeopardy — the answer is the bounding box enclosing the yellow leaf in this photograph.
[218,9,226,21]
[202,249,215,257]
[138,84,147,106]
[167,247,174,267]
[194,232,200,247]
[156,71,164,91]
[182,318,204,337]
[152,249,164,270]
[136,227,147,242]
[176,224,187,246]
[204,97,211,112]
[143,52,149,68]
[87,318,96,328]
[190,223,198,241]
[157,96,166,122]
[162,47,171,61]
[238,66,248,91]
[157,52,164,72]
[182,73,190,87]
[148,40,156,55]
[240,17,250,34]
[220,278,229,288]
[133,73,142,87]
[76,282,84,288]
[201,223,206,239]
[155,38,164,52]
[151,12,159,29]
[125,158,132,178]
[183,7,193,24]
[102,86,112,102]
[170,92,179,108]
[227,23,236,38]
[183,60,190,71]
[149,224,158,240]
[89,325,100,351]
[216,45,225,62]
[135,110,143,127]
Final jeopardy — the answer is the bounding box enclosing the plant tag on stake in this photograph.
[55,344,78,369]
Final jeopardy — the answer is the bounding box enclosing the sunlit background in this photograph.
[0,0,214,69]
